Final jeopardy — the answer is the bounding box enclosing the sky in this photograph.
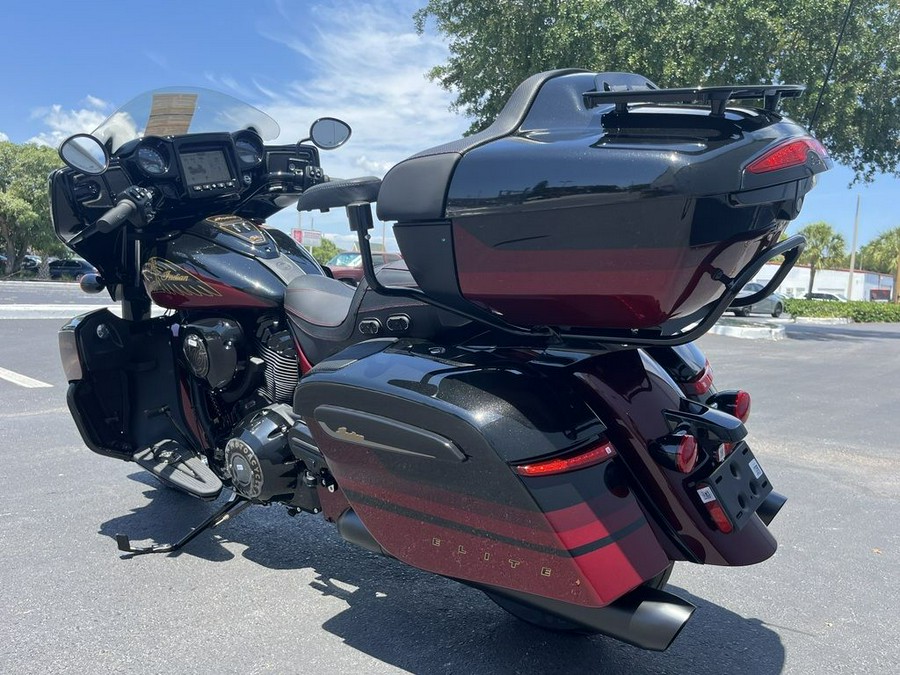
[1,0,896,256]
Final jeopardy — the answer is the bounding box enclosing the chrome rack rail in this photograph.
[583,84,806,116]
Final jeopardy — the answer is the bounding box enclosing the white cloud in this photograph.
[252,0,468,249]
[27,96,110,147]
[0,131,8,142]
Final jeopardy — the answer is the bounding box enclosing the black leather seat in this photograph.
[284,261,471,365]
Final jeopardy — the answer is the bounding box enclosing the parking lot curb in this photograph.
[794,316,853,325]
[708,322,786,340]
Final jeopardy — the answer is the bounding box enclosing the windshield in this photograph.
[92,87,280,153]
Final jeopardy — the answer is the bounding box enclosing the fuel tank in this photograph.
[142,215,313,309]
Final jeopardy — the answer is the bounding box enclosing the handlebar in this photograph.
[97,199,137,233]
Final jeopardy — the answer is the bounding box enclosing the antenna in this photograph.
[809,0,856,132]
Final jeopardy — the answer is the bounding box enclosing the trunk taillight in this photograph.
[514,440,616,477]
[747,137,828,174]
[680,359,713,396]
[652,432,698,474]
[697,483,734,533]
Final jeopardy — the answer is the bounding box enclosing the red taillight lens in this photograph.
[710,390,751,423]
[652,432,698,474]
[733,390,751,423]
[697,483,734,533]
[514,441,616,477]
[676,435,698,473]
[680,359,713,396]
[747,137,828,174]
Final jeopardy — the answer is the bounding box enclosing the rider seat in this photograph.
[288,177,473,364]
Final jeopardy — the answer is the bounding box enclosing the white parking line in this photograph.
[0,366,53,388]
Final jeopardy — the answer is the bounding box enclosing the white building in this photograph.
[752,263,894,301]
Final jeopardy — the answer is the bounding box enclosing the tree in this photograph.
[798,222,847,296]
[859,227,900,302]
[0,141,64,275]
[310,237,343,265]
[415,0,900,180]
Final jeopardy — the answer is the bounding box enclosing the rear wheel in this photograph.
[772,303,783,318]
[733,306,751,317]
[484,563,674,634]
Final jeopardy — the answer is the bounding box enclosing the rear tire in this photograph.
[484,563,674,634]
[772,303,783,318]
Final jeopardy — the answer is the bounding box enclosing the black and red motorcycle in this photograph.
[51,70,830,651]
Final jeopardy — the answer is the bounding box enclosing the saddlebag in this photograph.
[293,338,670,607]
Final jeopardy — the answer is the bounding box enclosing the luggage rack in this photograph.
[583,84,806,116]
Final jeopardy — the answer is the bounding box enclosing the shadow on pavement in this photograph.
[101,475,786,675]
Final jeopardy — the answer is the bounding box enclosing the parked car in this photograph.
[729,282,786,317]
[325,251,403,285]
[806,291,847,302]
[22,254,42,271]
[48,258,97,280]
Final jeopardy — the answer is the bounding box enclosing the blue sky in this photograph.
[1,0,895,255]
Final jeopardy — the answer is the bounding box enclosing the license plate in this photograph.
[703,444,773,530]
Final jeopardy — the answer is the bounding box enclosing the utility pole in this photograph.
[846,194,860,300]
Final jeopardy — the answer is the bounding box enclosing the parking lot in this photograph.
[1,280,898,674]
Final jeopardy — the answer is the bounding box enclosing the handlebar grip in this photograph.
[97,199,137,233]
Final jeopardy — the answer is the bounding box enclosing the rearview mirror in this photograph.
[59,134,109,175]
[308,118,351,150]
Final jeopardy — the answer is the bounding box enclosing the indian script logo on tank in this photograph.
[141,258,221,297]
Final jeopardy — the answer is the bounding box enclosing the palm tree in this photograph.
[797,222,847,297]
[860,227,900,302]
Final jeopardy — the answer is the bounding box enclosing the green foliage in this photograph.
[310,237,343,265]
[797,221,846,295]
[784,298,900,321]
[0,141,63,275]
[415,0,900,179]
[858,227,900,300]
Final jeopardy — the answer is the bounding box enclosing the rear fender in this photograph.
[574,349,777,566]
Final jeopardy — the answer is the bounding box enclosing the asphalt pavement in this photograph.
[0,281,897,674]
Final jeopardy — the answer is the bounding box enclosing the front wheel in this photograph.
[484,563,674,634]
[772,303,783,318]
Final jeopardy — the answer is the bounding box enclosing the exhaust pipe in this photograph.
[481,583,695,651]
[586,585,696,651]
[757,491,787,526]
[336,508,386,555]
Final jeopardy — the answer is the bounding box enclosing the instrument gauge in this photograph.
[235,137,263,166]
[137,145,167,175]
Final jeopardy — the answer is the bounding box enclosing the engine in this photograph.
[181,315,298,405]
[224,404,298,502]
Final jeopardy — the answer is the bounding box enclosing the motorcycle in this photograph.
[51,70,830,651]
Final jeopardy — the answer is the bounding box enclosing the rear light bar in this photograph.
[514,441,616,477]
[679,359,713,397]
[747,137,829,174]
[696,483,734,533]
[652,431,698,474]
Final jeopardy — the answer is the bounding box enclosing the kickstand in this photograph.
[115,491,252,556]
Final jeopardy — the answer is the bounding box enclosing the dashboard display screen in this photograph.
[181,150,232,186]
